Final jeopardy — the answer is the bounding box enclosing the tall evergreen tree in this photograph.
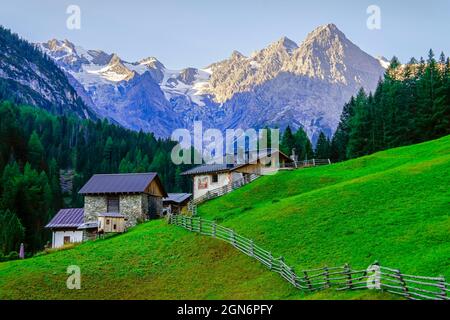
[281,126,295,156]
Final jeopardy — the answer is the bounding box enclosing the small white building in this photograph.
[45,208,86,248]
[182,149,293,200]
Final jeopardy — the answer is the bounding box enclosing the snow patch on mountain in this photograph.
[39,24,386,142]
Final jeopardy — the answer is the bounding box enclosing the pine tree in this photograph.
[27,131,44,170]
[315,131,331,159]
[330,97,356,161]
[292,127,313,161]
[347,88,370,158]
[0,209,24,255]
[281,126,295,156]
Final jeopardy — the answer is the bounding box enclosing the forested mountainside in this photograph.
[0,101,193,255]
[331,50,450,161]
[0,26,95,120]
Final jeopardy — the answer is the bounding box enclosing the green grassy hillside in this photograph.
[0,136,448,299]
[199,135,450,278]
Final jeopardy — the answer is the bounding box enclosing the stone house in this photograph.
[79,173,168,227]
[46,172,167,248]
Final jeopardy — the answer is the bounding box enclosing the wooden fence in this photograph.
[169,215,449,300]
[282,158,331,169]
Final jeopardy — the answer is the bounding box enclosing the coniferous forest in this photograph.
[0,101,193,256]
[330,51,450,161]
[281,51,450,162]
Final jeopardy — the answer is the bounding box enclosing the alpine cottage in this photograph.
[182,149,292,200]
[45,172,167,248]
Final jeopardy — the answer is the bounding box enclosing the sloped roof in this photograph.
[78,173,167,196]
[181,164,241,176]
[163,193,192,204]
[45,208,84,229]
[98,212,126,218]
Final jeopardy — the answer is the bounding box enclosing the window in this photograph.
[211,174,219,183]
[106,219,110,225]
[113,224,117,230]
[63,236,71,244]
[107,196,120,213]
[198,177,208,189]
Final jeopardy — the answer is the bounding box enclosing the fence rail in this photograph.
[169,215,449,300]
[281,158,331,169]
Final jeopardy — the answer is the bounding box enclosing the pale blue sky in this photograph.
[1,0,449,68]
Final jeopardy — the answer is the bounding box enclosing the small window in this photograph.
[211,174,219,183]
[198,177,208,189]
[113,224,117,230]
[107,196,120,213]
[63,236,71,244]
[106,219,110,225]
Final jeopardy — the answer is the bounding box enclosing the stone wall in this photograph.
[84,194,158,228]
[120,194,145,227]
[84,196,107,222]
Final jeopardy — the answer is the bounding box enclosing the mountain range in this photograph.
[1,24,387,143]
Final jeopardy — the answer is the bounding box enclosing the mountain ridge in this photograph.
[39,23,387,141]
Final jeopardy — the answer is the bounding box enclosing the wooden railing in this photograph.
[281,158,331,169]
[168,215,449,300]
[191,173,260,206]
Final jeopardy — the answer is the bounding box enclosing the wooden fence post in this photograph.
[230,229,236,247]
[289,266,297,287]
[249,240,254,257]
[268,252,273,270]
[199,217,202,233]
[324,266,330,288]
[212,221,216,238]
[279,256,285,274]
[438,276,447,300]
[303,270,313,291]
[396,269,410,299]
[344,263,353,289]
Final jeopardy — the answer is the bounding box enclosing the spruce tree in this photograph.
[315,132,331,159]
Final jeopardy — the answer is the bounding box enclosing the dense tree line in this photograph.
[0,101,193,255]
[330,51,450,161]
[280,126,314,160]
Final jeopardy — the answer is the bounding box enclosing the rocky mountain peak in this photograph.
[108,53,122,65]
[139,56,165,69]
[301,23,347,49]
[177,68,198,85]
[230,50,245,60]
[272,36,298,54]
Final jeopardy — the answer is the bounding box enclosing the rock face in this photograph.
[0,28,95,119]
[40,24,386,142]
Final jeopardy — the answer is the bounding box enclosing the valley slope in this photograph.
[0,136,448,300]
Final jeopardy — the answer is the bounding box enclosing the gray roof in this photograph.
[45,208,84,229]
[98,212,126,218]
[79,173,166,195]
[181,164,241,176]
[163,193,192,204]
[77,221,99,230]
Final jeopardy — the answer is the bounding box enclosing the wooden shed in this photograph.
[98,212,126,233]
